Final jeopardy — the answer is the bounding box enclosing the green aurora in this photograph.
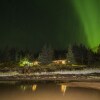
[72,0,100,49]
[0,0,100,50]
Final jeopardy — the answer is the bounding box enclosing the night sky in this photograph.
[0,0,99,51]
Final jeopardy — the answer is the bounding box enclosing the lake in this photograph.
[0,81,100,100]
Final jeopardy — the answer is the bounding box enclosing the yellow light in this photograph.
[32,84,37,91]
[33,61,39,65]
[62,61,66,64]
[61,84,68,95]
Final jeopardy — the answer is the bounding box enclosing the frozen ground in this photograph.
[0,69,100,77]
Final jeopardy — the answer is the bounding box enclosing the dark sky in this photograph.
[0,0,87,51]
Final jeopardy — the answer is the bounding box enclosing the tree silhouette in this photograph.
[67,45,76,64]
[38,45,53,65]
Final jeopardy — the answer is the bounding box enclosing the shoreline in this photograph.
[0,74,100,82]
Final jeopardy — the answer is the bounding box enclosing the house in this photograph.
[52,59,67,65]
[33,61,40,65]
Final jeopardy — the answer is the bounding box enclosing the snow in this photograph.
[0,72,19,77]
[0,69,100,77]
[33,69,100,75]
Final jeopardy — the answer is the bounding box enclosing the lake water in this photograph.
[0,81,100,100]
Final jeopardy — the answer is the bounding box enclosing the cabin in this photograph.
[33,61,40,65]
[52,60,67,65]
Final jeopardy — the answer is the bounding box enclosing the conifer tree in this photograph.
[67,45,76,64]
[97,44,100,54]
[87,49,93,65]
[38,45,53,64]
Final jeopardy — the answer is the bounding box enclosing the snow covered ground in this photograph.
[0,69,100,77]
[34,69,100,75]
[0,72,19,77]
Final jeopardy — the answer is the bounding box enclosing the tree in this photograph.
[73,44,88,64]
[67,45,76,64]
[87,49,93,65]
[97,44,100,54]
[38,45,53,65]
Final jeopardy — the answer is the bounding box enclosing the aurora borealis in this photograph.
[0,0,100,50]
[72,0,100,48]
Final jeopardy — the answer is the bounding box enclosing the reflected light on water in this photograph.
[61,84,68,95]
[32,84,37,92]
[0,82,99,100]
[20,85,27,91]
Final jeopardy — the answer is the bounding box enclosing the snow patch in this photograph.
[33,69,100,75]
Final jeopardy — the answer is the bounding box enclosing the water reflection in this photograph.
[20,85,29,91]
[60,84,68,95]
[20,84,37,92]
[0,82,99,100]
[32,84,37,92]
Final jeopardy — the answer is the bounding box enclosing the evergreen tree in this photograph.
[87,49,94,65]
[15,51,19,62]
[38,45,53,65]
[67,45,76,64]
[73,44,88,64]
[97,44,100,54]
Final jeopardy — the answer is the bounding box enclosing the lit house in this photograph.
[52,60,67,65]
[33,61,40,66]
